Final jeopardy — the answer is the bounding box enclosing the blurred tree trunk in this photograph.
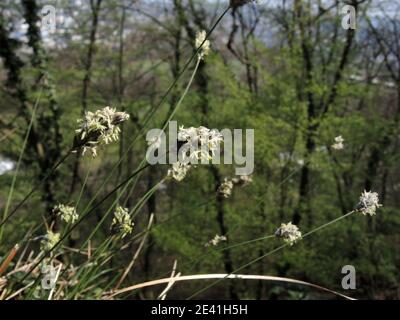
[175,0,239,299]
[22,0,63,227]
[117,4,126,185]
[227,5,260,94]
[364,18,400,199]
[211,166,239,300]
[291,0,357,225]
[70,0,103,195]
[0,1,63,228]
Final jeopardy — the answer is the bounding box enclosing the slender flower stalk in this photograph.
[14,7,234,289]
[72,7,229,225]
[18,162,151,287]
[3,3,230,244]
[186,190,383,300]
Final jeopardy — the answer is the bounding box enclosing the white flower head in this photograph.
[275,222,302,245]
[168,161,191,181]
[195,30,211,60]
[218,175,252,198]
[205,234,227,247]
[74,106,129,157]
[332,135,344,150]
[218,178,234,198]
[356,190,382,216]
[53,204,78,224]
[168,125,223,181]
[111,206,134,238]
[178,125,223,163]
[40,231,60,252]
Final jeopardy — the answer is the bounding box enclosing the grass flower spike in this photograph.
[195,30,211,60]
[41,231,61,252]
[356,190,382,216]
[168,162,191,181]
[275,222,302,245]
[205,234,227,247]
[178,126,223,163]
[218,179,234,198]
[218,175,252,198]
[74,106,129,157]
[53,204,78,224]
[332,136,344,150]
[111,206,134,238]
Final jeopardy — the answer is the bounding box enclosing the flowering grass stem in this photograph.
[186,211,355,299]
[18,162,152,285]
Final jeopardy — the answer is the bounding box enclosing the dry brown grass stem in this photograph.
[107,273,356,300]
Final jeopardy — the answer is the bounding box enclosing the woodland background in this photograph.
[0,0,399,299]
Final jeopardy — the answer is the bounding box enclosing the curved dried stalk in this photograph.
[106,273,355,300]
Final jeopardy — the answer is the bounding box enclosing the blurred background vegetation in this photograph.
[0,0,399,299]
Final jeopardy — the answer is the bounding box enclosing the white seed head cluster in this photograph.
[53,204,78,224]
[217,175,253,198]
[195,30,211,60]
[356,190,382,216]
[178,125,223,163]
[111,206,134,238]
[275,222,302,245]
[205,234,227,247]
[168,161,191,182]
[168,126,223,182]
[41,231,60,252]
[218,179,234,198]
[332,135,344,150]
[74,106,129,157]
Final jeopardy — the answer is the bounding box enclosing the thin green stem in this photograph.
[18,163,152,285]
[0,89,42,242]
[0,151,71,230]
[76,158,93,208]
[186,211,355,299]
